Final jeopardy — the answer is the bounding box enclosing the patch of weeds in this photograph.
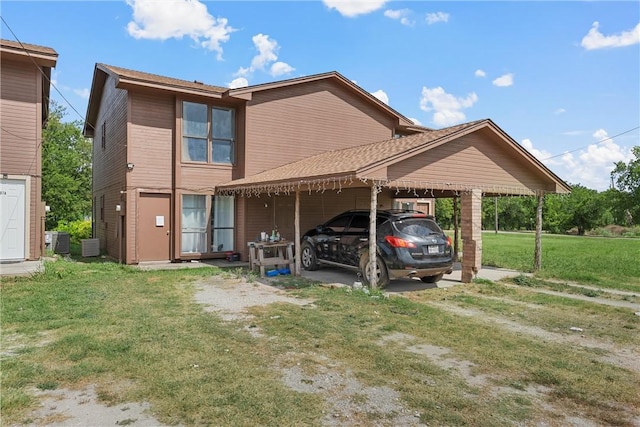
[116,419,137,426]
[271,275,319,289]
[36,381,58,391]
[512,275,537,287]
[244,270,259,283]
[582,289,600,298]
[473,277,494,285]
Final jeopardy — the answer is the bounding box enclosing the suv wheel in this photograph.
[420,273,444,283]
[359,252,389,288]
[301,242,319,271]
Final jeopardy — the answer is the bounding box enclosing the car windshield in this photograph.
[394,218,441,237]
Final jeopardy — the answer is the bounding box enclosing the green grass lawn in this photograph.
[481,232,640,292]
[2,233,639,426]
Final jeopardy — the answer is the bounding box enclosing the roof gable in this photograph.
[227,71,414,127]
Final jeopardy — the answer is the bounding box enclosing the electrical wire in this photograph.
[542,126,640,161]
[1,16,88,125]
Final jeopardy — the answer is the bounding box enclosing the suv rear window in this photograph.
[393,218,442,237]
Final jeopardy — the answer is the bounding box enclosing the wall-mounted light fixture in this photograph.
[126,162,135,171]
[115,204,122,212]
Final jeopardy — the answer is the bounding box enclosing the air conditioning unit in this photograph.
[54,232,70,254]
[81,238,100,257]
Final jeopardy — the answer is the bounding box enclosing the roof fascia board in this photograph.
[0,46,58,68]
[115,78,224,99]
[84,66,107,136]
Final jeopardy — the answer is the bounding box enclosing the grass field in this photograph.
[481,232,640,292]
[1,233,639,426]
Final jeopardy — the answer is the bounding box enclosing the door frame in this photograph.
[0,176,30,262]
[135,190,172,263]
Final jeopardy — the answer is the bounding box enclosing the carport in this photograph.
[217,119,571,287]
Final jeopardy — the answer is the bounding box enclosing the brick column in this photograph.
[460,189,482,283]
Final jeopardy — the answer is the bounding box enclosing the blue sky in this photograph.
[2,0,638,191]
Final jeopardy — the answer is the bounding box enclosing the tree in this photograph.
[435,198,455,229]
[42,102,92,230]
[561,184,605,235]
[611,146,640,225]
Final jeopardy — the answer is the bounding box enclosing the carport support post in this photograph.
[369,184,379,289]
[294,190,301,276]
[461,189,482,283]
[534,192,544,272]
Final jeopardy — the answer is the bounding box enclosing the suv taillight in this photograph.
[447,236,452,246]
[385,236,416,248]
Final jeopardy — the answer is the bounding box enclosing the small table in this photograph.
[247,241,295,277]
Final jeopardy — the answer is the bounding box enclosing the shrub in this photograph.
[55,220,92,244]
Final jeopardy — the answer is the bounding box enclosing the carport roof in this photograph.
[217,119,571,196]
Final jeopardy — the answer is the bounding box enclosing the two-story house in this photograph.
[84,64,569,280]
[1,39,58,262]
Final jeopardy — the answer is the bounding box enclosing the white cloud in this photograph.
[554,108,566,115]
[474,69,486,78]
[419,86,478,127]
[371,89,389,105]
[562,130,586,136]
[521,138,554,161]
[270,61,295,76]
[73,88,90,99]
[228,77,248,89]
[409,117,422,126]
[250,33,278,71]
[323,0,386,17]
[235,33,294,81]
[581,21,640,50]
[492,73,514,87]
[426,12,449,25]
[126,0,235,60]
[536,129,635,190]
[384,9,414,26]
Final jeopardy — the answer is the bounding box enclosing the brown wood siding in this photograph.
[0,58,43,259]
[243,80,395,176]
[387,131,551,192]
[92,75,128,260]
[129,93,174,190]
[180,164,232,189]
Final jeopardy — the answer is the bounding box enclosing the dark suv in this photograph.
[300,210,454,287]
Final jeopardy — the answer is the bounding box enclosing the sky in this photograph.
[2,0,639,191]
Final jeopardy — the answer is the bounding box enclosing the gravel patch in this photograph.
[193,276,315,321]
[15,385,164,427]
[277,353,425,427]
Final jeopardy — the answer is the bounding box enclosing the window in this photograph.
[182,102,235,164]
[211,196,234,252]
[212,108,235,163]
[182,102,208,162]
[181,195,207,253]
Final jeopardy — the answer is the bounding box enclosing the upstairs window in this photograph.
[182,102,235,164]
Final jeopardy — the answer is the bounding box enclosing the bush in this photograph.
[55,220,92,244]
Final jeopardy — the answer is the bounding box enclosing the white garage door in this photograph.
[0,179,26,261]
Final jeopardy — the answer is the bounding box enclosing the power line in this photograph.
[1,16,88,125]
[542,126,640,161]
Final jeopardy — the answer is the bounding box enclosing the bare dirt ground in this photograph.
[10,275,640,426]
